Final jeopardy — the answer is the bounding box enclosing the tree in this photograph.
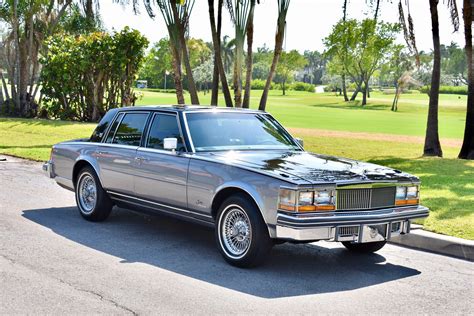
[459,0,473,159]
[423,0,459,157]
[242,0,257,108]
[138,38,173,88]
[226,0,251,107]
[135,0,199,104]
[324,19,399,106]
[208,0,233,107]
[0,0,74,116]
[274,50,306,95]
[259,0,290,111]
[303,50,326,85]
[210,0,223,105]
[341,0,349,101]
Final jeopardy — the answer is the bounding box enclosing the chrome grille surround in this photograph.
[336,186,396,211]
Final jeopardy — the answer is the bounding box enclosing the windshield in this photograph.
[185,112,301,152]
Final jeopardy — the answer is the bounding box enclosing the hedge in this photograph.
[419,85,468,95]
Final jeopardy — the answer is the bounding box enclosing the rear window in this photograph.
[89,109,118,142]
[112,113,149,146]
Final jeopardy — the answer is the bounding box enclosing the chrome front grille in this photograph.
[336,187,396,211]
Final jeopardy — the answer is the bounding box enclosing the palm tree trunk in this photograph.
[170,0,200,105]
[170,42,185,104]
[424,0,443,157]
[341,0,349,102]
[458,0,474,159]
[208,0,233,107]
[242,0,255,109]
[210,0,223,106]
[259,0,290,111]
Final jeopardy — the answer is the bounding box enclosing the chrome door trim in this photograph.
[181,112,195,153]
[107,190,213,219]
[143,111,189,153]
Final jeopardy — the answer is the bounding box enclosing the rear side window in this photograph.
[112,113,149,146]
[89,109,118,142]
[105,113,124,143]
[146,113,185,152]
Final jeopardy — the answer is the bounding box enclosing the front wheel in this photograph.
[75,166,113,222]
[215,194,273,268]
[342,241,387,253]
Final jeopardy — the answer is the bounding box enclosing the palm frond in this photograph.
[445,0,459,32]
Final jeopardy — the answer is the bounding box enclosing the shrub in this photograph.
[419,85,468,95]
[290,82,315,92]
[251,79,274,90]
[40,27,149,121]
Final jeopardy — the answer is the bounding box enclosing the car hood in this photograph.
[196,151,418,185]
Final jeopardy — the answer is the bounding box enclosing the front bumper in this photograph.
[42,160,54,178]
[276,205,429,242]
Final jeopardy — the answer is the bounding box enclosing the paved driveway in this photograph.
[1,156,473,314]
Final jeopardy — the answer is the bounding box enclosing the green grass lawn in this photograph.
[0,90,472,239]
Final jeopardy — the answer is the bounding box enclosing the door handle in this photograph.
[135,156,149,162]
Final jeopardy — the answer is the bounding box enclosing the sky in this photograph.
[99,0,466,53]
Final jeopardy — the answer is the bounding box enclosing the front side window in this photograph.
[146,113,185,152]
[112,112,149,146]
[186,112,300,152]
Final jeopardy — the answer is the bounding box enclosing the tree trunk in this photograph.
[362,82,367,106]
[210,0,223,106]
[233,43,244,107]
[170,0,200,105]
[208,0,233,107]
[282,81,286,96]
[242,0,256,109]
[458,0,474,159]
[0,72,10,100]
[342,73,349,101]
[424,0,443,157]
[13,0,21,112]
[392,84,399,111]
[170,41,185,104]
[259,1,290,111]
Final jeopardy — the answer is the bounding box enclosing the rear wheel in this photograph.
[342,241,387,253]
[75,166,113,222]
[215,194,273,268]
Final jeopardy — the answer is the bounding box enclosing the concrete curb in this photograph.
[390,225,474,262]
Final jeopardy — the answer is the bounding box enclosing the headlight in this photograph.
[395,185,419,206]
[279,188,335,212]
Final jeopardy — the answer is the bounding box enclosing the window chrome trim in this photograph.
[143,111,189,153]
[182,111,302,154]
[103,112,124,144]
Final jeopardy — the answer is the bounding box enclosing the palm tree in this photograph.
[458,0,473,159]
[221,35,235,73]
[258,0,290,111]
[226,0,251,107]
[242,0,257,108]
[210,0,224,105]
[208,0,233,107]
[423,0,459,157]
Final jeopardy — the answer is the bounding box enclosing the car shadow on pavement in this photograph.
[22,206,421,299]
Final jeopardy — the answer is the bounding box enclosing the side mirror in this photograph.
[295,137,304,148]
[163,138,178,153]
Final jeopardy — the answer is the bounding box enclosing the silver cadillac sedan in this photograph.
[43,106,429,267]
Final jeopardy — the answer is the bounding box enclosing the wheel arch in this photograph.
[72,158,102,188]
[211,185,272,236]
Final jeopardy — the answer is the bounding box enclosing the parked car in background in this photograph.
[43,106,429,267]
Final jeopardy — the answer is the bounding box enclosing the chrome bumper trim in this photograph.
[276,205,428,241]
[43,161,54,178]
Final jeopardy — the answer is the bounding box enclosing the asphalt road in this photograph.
[1,155,473,315]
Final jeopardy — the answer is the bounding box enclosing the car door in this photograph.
[134,112,190,209]
[97,111,150,195]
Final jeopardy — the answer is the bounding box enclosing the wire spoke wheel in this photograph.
[78,173,97,214]
[220,205,252,259]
